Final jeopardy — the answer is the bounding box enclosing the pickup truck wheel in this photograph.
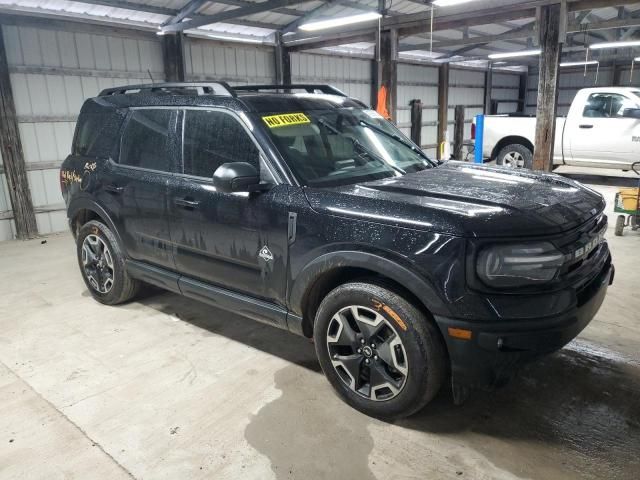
[314,282,446,420]
[77,220,140,305]
[496,144,533,169]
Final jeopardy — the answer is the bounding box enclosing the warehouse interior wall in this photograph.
[0,16,523,241]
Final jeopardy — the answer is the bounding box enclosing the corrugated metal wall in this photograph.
[397,62,439,159]
[525,67,614,116]
[0,22,164,240]
[184,37,276,85]
[290,52,372,103]
[492,72,521,114]
[0,19,506,241]
[448,68,485,160]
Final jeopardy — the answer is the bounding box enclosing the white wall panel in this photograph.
[492,72,520,114]
[185,39,276,85]
[397,62,438,158]
[291,52,372,103]
[526,68,614,116]
[448,68,485,159]
[1,22,164,237]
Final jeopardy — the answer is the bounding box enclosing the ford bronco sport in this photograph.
[61,82,614,419]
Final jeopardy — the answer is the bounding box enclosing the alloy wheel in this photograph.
[81,234,115,294]
[326,305,409,401]
[502,151,525,168]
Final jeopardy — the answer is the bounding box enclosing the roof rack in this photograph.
[99,82,236,97]
[233,84,348,97]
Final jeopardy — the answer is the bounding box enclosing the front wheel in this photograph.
[313,282,446,420]
[496,143,533,169]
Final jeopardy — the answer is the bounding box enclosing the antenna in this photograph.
[147,69,155,83]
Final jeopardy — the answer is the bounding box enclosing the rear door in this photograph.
[96,108,179,270]
[167,108,290,307]
[566,92,640,168]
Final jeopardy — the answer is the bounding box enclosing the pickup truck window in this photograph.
[583,93,639,118]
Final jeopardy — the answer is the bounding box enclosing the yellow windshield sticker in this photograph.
[262,113,310,128]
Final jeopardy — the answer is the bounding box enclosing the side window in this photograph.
[120,109,175,171]
[583,93,638,118]
[183,110,259,178]
[73,110,125,158]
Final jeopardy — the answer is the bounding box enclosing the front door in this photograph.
[167,108,290,306]
[567,91,640,168]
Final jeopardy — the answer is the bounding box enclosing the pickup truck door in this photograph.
[166,108,291,322]
[566,92,640,168]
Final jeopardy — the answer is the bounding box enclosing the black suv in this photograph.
[61,82,613,419]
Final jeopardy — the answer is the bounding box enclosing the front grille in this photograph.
[557,214,607,276]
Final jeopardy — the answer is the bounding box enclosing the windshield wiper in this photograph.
[317,118,406,175]
[358,119,433,164]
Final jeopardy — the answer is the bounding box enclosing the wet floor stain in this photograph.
[245,365,377,480]
[398,343,640,480]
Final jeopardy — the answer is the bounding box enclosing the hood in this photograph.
[304,162,605,238]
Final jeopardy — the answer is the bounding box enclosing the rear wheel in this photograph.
[496,143,533,169]
[313,282,446,419]
[615,215,626,236]
[77,220,140,304]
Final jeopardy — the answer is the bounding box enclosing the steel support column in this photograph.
[162,33,185,82]
[0,24,37,239]
[533,4,562,172]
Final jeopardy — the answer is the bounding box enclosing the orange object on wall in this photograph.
[376,86,391,120]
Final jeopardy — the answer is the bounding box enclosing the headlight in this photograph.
[477,242,565,288]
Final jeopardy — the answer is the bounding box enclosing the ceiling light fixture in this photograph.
[299,12,381,31]
[488,49,541,59]
[560,60,599,67]
[432,0,478,6]
[187,32,264,44]
[590,40,640,49]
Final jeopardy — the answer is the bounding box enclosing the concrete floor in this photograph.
[1,169,639,480]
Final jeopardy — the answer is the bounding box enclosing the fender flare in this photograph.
[288,250,450,322]
[67,197,123,247]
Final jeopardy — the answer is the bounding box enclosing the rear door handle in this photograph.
[175,198,200,209]
[579,124,594,129]
[105,184,123,194]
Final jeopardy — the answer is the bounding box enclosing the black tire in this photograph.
[76,220,140,305]
[313,282,447,420]
[496,143,533,169]
[615,215,625,236]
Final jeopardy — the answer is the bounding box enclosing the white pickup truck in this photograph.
[480,87,640,170]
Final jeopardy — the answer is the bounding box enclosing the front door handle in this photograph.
[105,184,123,194]
[579,124,594,129]
[175,198,200,209]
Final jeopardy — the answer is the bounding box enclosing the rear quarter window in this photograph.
[73,108,125,159]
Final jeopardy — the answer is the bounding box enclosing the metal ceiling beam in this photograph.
[399,24,536,52]
[70,0,177,16]
[162,0,315,33]
[282,1,350,34]
[163,0,210,26]
[68,0,281,30]
[214,0,306,18]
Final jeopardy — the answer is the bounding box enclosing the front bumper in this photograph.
[434,259,614,392]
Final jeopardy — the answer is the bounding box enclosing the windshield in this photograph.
[257,108,435,187]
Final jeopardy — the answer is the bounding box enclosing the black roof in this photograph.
[93,82,367,113]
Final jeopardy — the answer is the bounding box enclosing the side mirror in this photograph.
[622,108,640,119]
[213,162,261,193]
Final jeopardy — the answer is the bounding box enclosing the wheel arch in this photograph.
[491,136,534,160]
[68,198,122,246]
[289,251,449,338]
